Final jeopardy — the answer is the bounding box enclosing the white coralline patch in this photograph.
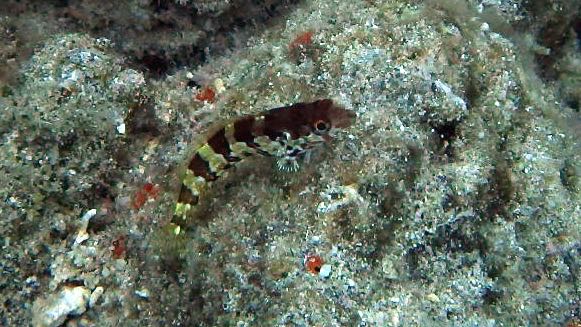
[213,78,226,94]
[89,286,104,308]
[116,123,126,134]
[135,288,150,299]
[73,209,97,246]
[432,80,467,111]
[110,68,146,98]
[317,184,364,213]
[32,286,90,327]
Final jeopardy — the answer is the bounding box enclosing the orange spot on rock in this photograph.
[195,86,216,103]
[132,183,160,210]
[112,235,126,258]
[289,31,314,51]
[305,254,324,274]
[288,31,320,62]
[132,190,148,210]
[143,182,159,198]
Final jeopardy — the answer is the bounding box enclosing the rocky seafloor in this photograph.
[0,0,579,326]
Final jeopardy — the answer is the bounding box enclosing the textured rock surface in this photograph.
[0,0,579,326]
[31,286,90,327]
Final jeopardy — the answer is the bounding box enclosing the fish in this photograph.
[174,99,355,219]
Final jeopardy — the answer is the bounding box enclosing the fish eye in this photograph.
[314,120,329,132]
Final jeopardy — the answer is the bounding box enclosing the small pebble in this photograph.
[32,286,90,327]
[426,293,440,303]
[135,288,150,299]
[319,264,332,279]
[117,123,126,134]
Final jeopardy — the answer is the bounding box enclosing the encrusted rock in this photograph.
[32,286,90,327]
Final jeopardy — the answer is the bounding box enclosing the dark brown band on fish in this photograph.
[188,153,217,181]
[263,101,314,140]
[233,116,259,146]
[207,128,240,162]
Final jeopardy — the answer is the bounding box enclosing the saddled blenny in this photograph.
[174,99,356,220]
